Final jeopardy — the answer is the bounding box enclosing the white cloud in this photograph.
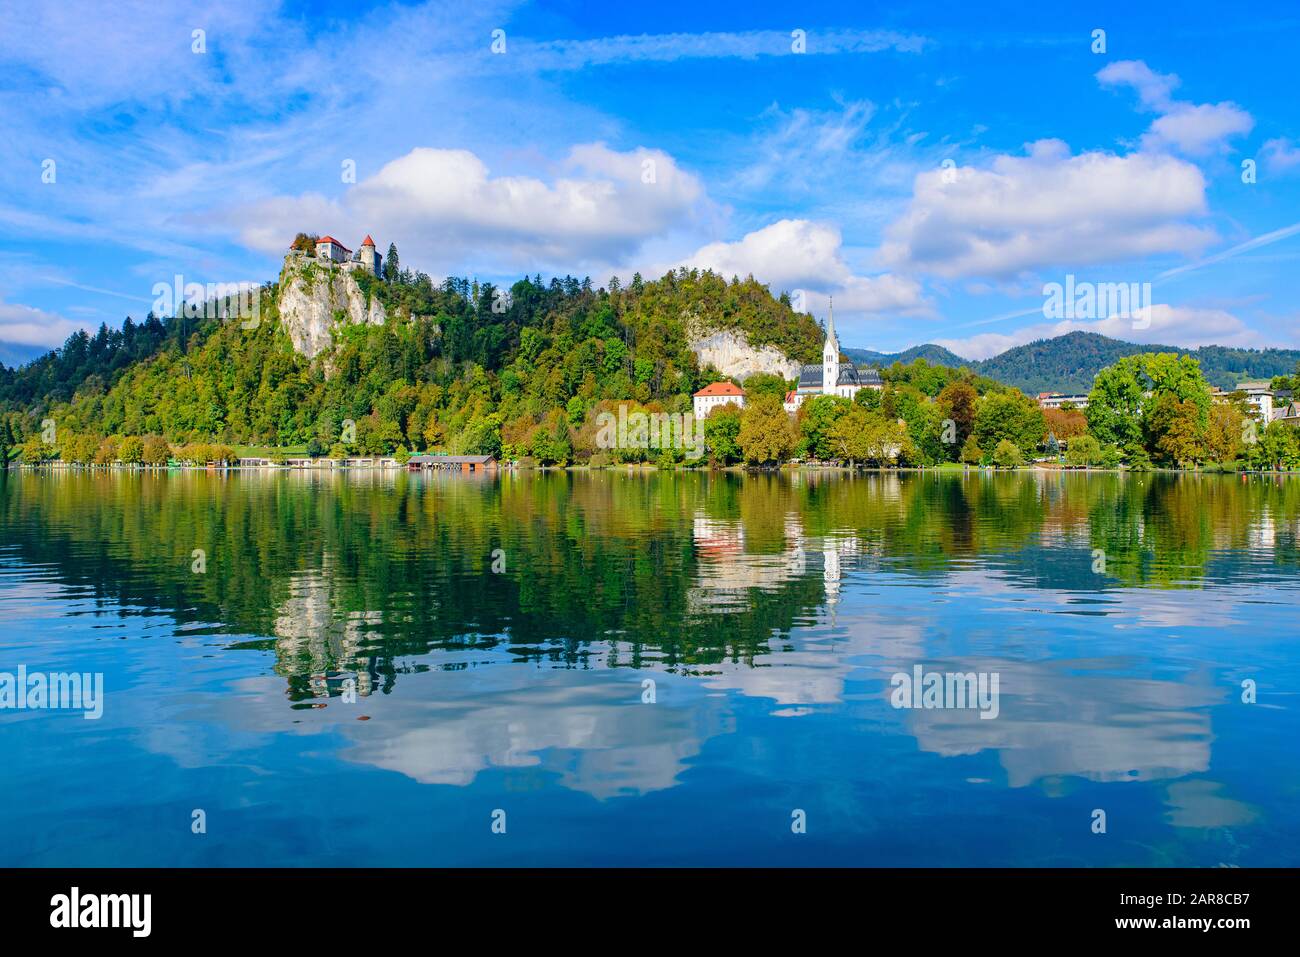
[1143,103,1255,156]
[0,299,83,348]
[678,219,927,316]
[1097,60,1254,156]
[233,144,710,274]
[937,304,1264,361]
[881,140,1214,279]
[1261,137,1300,174]
[511,27,927,71]
[1095,60,1180,111]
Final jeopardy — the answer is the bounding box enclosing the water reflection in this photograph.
[1,469,1297,865]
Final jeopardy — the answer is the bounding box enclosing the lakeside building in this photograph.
[787,301,884,412]
[408,454,497,472]
[1037,392,1089,410]
[692,381,746,419]
[1235,381,1276,422]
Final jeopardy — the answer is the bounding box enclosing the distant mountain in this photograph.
[846,331,1300,394]
[0,341,46,369]
[843,344,968,368]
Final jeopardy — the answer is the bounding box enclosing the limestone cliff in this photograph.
[688,327,802,382]
[277,255,386,359]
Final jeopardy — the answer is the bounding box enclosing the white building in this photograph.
[1236,381,1275,422]
[692,381,745,419]
[310,234,382,276]
[315,235,351,264]
[787,300,883,412]
[1037,393,1089,410]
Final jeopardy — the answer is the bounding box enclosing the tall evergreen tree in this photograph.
[385,243,400,284]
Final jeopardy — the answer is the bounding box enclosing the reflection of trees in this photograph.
[4,470,1300,700]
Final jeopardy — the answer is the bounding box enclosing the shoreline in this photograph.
[8,461,1300,476]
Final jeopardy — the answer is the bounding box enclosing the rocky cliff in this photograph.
[689,328,802,382]
[277,255,386,359]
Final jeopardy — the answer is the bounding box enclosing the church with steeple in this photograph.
[784,299,883,412]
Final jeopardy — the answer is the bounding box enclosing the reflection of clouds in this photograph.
[1164,779,1258,829]
[941,567,1247,630]
[897,657,1225,787]
[698,613,928,707]
[342,671,725,798]
[194,659,728,800]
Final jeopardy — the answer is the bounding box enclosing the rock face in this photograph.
[689,328,801,382]
[277,255,386,359]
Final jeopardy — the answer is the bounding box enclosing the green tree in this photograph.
[741,372,790,403]
[797,394,850,460]
[118,435,145,464]
[991,438,1024,469]
[1064,434,1102,467]
[1085,356,1146,448]
[385,243,400,283]
[1246,421,1300,470]
[960,434,983,464]
[703,403,742,465]
[975,391,1045,457]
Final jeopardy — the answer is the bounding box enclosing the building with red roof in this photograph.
[692,381,746,419]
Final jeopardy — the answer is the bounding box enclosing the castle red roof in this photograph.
[693,381,745,398]
[361,235,376,247]
[317,236,351,251]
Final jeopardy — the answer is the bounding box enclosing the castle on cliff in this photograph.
[290,234,383,277]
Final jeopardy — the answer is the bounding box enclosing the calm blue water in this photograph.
[1,469,1297,866]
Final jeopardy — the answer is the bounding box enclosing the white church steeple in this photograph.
[822,297,839,394]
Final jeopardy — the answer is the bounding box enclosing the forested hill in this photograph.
[843,344,967,368]
[0,264,823,455]
[853,331,1300,394]
[976,332,1300,393]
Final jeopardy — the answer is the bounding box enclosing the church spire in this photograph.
[822,296,839,393]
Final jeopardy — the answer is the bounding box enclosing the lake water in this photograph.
[1,469,1297,866]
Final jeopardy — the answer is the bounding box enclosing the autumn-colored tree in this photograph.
[1042,406,1087,442]
[937,380,978,454]
[1146,393,1205,466]
[1204,401,1247,463]
[118,435,145,464]
[93,435,120,465]
[737,395,795,465]
[142,435,171,466]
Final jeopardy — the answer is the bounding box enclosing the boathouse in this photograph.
[407,454,497,472]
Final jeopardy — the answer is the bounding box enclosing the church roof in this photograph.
[797,363,882,390]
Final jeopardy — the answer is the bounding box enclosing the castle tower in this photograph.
[358,235,382,276]
[822,297,839,394]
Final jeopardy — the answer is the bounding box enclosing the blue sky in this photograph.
[2,0,1298,365]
